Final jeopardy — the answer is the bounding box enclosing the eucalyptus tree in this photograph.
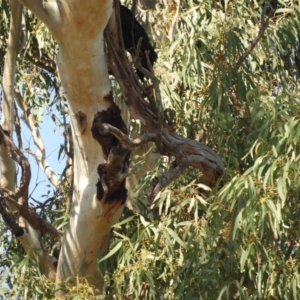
[1,0,300,299]
[0,0,223,297]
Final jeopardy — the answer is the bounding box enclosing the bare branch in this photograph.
[14,101,23,151]
[0,197,24,236]
[105,3,155,122]
[2,0,22,133]
[15,90,60,187]
[0,187,62,239]
[0,133,62,238]
[95,120,223,186]
[168,0,180,41]
[18,0,61,32]
[92,120,156,150]
[234,4,271,71]
[0,126,30,203]
[134,40,164,152]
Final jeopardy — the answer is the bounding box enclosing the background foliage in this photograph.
[1,0,300,299]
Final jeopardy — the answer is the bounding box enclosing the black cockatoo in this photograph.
[119,5,157,80]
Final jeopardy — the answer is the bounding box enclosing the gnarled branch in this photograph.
[0,126,62,239]
[0,187,62,239]
[105,2,224,195]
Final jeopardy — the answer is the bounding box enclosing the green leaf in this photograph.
[99,241,122,262]
[232,209,243,240]
[166,227,187,249]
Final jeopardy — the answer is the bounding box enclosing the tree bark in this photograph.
[17,0,127,295]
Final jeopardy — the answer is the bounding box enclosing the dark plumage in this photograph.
[120,5,157,80]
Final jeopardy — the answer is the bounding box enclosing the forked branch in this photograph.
[0,126,62,239]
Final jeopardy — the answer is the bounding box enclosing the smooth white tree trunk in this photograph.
[17,0,124,294]
[53,1,123,292]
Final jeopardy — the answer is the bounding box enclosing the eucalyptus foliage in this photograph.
[1,0,300,299]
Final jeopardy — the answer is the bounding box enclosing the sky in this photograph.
[17,108,65,205]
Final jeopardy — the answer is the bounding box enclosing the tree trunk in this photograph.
[17,0,125,295]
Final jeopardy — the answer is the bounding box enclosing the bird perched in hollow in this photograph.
[119,5,158,81]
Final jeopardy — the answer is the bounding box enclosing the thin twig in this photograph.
[134,38,163,152]
[168,0,180,40]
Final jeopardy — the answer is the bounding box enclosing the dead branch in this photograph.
[93,121,156,150]
[105,3,157,124]
[134,40,164,152]
[95,120,223,185]
[105,3,224,194]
